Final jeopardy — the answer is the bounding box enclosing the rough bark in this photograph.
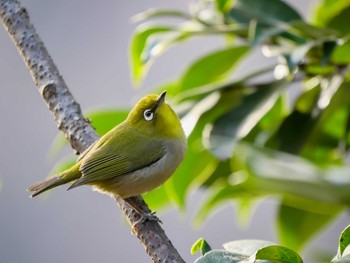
[0,1,185,262]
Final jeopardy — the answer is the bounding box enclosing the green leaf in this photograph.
[232,143,350,205]
[331,40,350,64]
[205,80,285,159]
[194,250,248,263]
[191,238,212,255]
[333,254,350,263]
[229,0,302,26]
[265,110,315,154]
[254,245,303,263]
[175,65,275,103]
[201,159,231,187]
[289,20,339,40]
[314,0,350,26]
[322,41,337,65]
[249,21,285,46]
[216,0,235,13]
[326,6,350,35]
[131,8,191,23]
[223,239,276,255]
[305,65,335,76]
[336,225,350,258]
[278,202,341,252]
[295,80,321,113]
[195,184,254,225]
[179,45,250,92]
[269,75,344,156]
[302,78,349,161]
[129,24,173,84]
[258,94,287,132]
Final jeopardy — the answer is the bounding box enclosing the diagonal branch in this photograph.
[0,1,185,262]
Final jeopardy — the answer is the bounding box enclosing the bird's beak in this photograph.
[155,91,166,111]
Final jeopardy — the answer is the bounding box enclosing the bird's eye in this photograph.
[143,109,154,121]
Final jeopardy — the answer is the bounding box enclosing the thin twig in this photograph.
[0,1,185,262]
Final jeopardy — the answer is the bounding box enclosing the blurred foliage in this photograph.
[192,238,303,263]
[51,0,350,260]
[192,225,350,262]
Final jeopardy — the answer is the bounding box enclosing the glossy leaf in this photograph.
[257,93,287,132]
[231,143,350,205]
[249,21,285,46]
[278,202,341,252]
[270,75,344,155]
[175,65,275,103]
[267,109,316,154]
[205,80,285,159]
[179,46,250,92]
[326,6,350,35]
[229,0,302,26]
[254,245,303,263]
[335,225,350,259]
[201,159,231,187]
[303,79,349,153]
[223,239,276,255]
[194,250,248,263]
[333,254,350,263]
[314,0,350,26]
[191,238,212,256]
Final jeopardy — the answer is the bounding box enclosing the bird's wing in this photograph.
[76,140,98,163]
[70,127,165,188]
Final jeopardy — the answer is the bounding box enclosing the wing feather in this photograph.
[72,125,165,187]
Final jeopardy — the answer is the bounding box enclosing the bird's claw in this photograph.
[132,211,162,232]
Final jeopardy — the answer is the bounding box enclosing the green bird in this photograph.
[27,91,186,220]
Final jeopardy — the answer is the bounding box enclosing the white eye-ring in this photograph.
[143,109,154,121]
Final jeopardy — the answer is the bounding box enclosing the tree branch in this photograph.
[0,1,185,262]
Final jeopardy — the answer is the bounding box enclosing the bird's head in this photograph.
[127,91,185,140]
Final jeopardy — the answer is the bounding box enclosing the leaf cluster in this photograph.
[51,0,350,257]
[191,224,350,262]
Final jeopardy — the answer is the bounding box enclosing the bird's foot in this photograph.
[132,211,162,232]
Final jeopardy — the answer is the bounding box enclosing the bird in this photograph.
[27,91,186,221]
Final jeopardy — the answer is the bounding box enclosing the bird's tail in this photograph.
[27,163,81,198]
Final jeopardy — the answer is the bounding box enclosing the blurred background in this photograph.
[0,0,348,262]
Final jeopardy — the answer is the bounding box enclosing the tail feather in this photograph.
[27,176,64,198]
[27,163,81,197]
